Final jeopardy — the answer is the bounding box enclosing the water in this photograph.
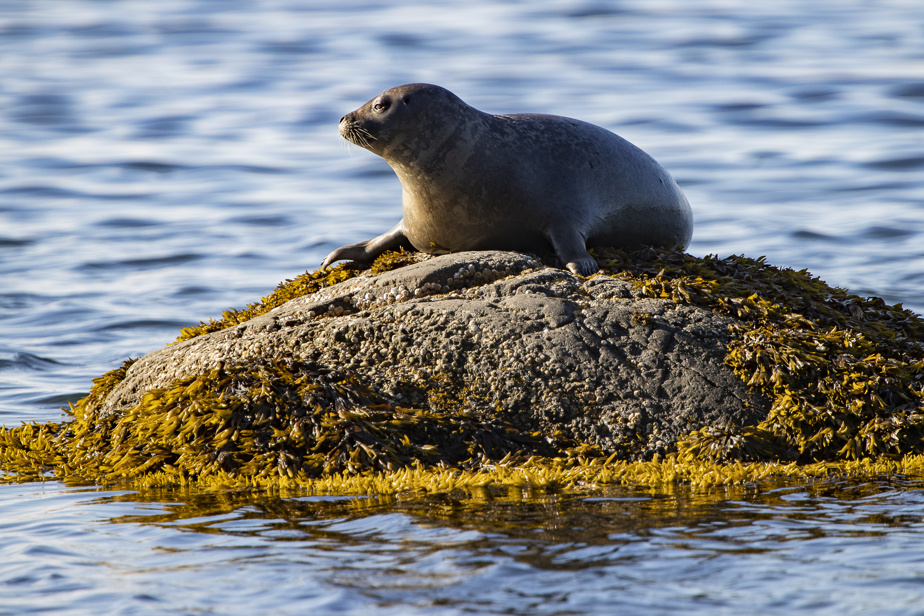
[4,480,924,615]
[1,0,923,613]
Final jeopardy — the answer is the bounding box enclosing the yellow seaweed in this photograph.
[2,247,923,495]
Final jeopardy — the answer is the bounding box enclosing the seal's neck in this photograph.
[387,106,494,184]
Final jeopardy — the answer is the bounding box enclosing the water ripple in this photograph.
[78,253,206,271]
[0,352,65,372]
[2,480,923,615]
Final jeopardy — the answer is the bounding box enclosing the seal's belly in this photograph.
[406,222,551,255]
[402,189,555,255]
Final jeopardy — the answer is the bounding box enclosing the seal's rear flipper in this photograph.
[546,226,598,276]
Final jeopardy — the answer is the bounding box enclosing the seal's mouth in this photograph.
[339,120,376,149]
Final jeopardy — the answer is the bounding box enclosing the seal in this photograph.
[322,83,692,275]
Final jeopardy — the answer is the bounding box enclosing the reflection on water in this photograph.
[3,478,924,615]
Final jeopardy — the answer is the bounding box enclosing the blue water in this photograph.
[1,1,923,613]
[4,480,924,615]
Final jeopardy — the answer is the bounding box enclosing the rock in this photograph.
[5,247,923,488]
[99,250,768,460]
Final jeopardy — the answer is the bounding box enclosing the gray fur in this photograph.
[322,83,693,275]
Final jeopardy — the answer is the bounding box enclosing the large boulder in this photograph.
[99,250,766,461]
[4,247,924,487]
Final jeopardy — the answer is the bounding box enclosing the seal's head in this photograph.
[339,83,473,165]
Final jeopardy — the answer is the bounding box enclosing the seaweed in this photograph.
[3,246,924,494]
[593,247,924,462]
[0,358,568,487]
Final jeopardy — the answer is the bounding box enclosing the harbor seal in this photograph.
[322,83,692,275]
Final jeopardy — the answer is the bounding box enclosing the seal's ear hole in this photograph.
[402,96,411,105]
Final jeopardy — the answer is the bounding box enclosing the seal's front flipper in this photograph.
[547,226,598,276]
[321,221,411,269]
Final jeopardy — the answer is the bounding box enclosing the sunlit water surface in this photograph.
[4,480,924,615]
[1,1,923,613]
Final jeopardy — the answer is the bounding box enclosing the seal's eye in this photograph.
[372,98,390,112]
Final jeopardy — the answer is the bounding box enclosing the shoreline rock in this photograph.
[99,250,768,461]
[2,246,923,489]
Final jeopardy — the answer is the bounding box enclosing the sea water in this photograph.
[1,1,923,614]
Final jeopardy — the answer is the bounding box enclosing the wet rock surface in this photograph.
[99,251,767,460]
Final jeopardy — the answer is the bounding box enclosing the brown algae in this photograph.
[592,248,924,462]
[2,247,923,494]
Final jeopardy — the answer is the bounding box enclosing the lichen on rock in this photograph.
[2,246,923,492]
